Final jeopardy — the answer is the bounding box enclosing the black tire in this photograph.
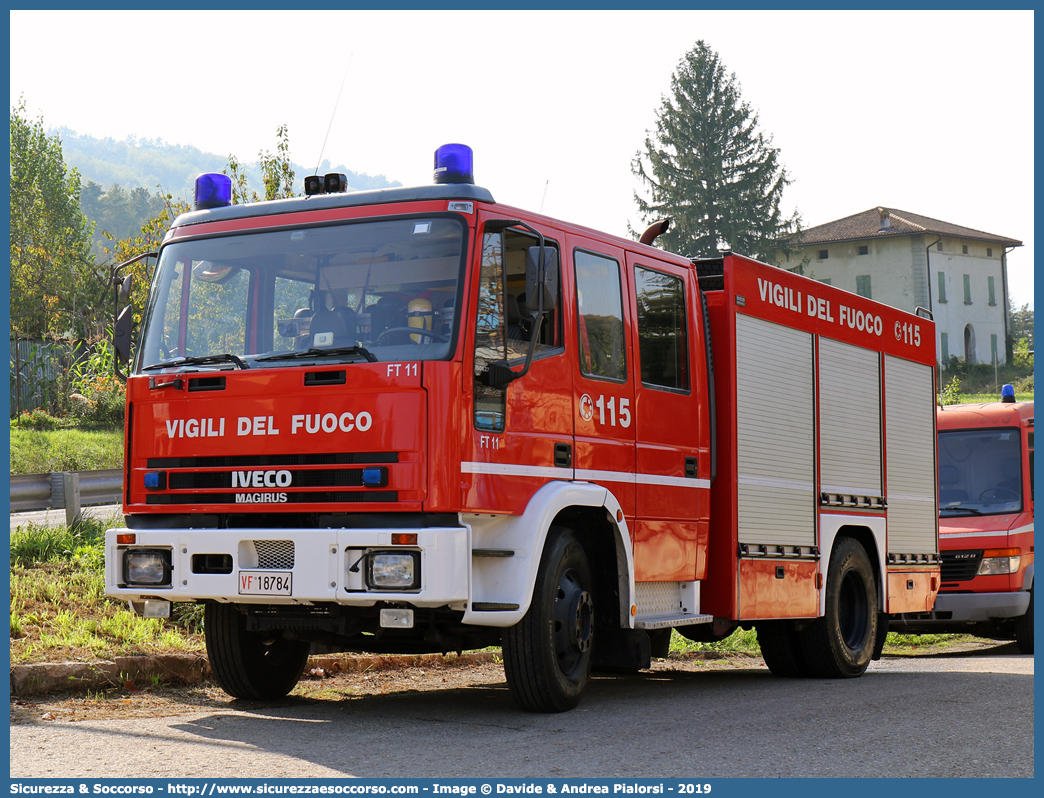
[205,603,310,700]
[756,620,812,677]
[1014,587,1033,655]
[502,527,594,712]
[800,537,878,678]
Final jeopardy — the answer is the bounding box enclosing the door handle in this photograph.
[555,442,572,468]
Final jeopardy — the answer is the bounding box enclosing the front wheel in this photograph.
[800,537,878,678]
[205,603,310,700]
[502,527,594,712]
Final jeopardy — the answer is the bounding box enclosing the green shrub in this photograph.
[10,409,66,431]
[938,374,962,405]
[69,340,126,428]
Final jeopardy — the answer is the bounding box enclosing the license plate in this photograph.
[238,571,292,595]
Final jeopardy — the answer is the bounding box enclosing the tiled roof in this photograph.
[783,207,1022,247]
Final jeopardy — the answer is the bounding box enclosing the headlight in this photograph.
[123,549,172,586]
[365,551,420,590]
[978,549,1021,576]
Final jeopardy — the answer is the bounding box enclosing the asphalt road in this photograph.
[9,642,1033,779]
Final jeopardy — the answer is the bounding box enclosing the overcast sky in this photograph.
[9,8,1035,306]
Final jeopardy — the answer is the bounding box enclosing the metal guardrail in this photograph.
[10,469,123,524]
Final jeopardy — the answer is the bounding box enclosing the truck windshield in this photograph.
[938,428,1023,515]
[137,216,465,370]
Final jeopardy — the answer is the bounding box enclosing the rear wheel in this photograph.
[502,527,594,712]
[205,603,310,700]
[757,620,811,677]
[1014,587,1033,655]
[801,537,878,678]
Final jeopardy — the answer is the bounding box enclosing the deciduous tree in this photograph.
[10,99,98,339]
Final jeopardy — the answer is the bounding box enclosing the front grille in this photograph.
[169,469,370,490]
[941,550,982,582]
[143,450,402,507]
[255,540,295,569]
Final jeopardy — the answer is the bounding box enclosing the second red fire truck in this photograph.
[891,391,1033,653]
[105,145,940,711]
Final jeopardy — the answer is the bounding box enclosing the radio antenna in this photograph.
[539,179,549,213]
[314,54,354,176]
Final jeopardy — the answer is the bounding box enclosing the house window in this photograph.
[858,245,869,256]
[941,332,949,363]
[963,274,972,304]
[987,248,993,258]
[937,241,944,251]
[856,275,871,299]
[991,334,999,365]
[818,249,829,260]
[937,272,946,303]
[962,244,969,254]
[988,275,996,306]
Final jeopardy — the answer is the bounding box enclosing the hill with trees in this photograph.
[54,127,402,261]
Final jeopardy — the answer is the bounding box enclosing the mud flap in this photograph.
[872,612,888,660]
[592,628,651,672]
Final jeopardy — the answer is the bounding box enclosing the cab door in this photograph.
[626,255,708,581]
[462,215,572,514]
[569,238,636,520]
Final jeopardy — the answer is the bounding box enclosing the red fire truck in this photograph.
[105,144,940,712]
[891,391,1033,653]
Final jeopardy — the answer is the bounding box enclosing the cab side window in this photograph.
[575,250,626,381]
[634,265,690,391]
[502,230,562,360]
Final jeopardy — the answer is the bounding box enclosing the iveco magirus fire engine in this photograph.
[105,144,940,712]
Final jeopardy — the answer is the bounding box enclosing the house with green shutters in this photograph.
[773,207,1021,368]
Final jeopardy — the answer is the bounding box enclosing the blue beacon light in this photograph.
[1001,383,1016,403]
[193,173,233,210]
[434,144,474,185]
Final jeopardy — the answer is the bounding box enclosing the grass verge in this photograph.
[10,427,124,474]
[10,516,204,664]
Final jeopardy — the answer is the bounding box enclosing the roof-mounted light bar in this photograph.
[193,173,233,210]
[434,143,474,185]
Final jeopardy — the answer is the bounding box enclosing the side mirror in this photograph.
[113,305,133,365]
[117,274,134,305]
[525,246,558,312]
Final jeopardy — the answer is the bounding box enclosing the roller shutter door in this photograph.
[735,314,816,547]
[884,355,938,554]
[819,337,882,499]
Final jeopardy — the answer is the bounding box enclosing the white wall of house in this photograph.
[775,234,1007,367]
[930,236,1007,367]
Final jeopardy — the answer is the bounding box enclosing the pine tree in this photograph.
[632,41,800,262]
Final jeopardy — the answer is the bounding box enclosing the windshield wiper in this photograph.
[940,506,984,516]
[255,346,378,364]
[142,353,248,371]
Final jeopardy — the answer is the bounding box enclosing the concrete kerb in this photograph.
[10,650,504,697]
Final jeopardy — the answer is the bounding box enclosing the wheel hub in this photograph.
[553,568,594,670]
[570,590,594,653]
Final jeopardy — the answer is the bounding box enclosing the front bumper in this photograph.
[105,526,469,609]
[890,590,1031,627]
